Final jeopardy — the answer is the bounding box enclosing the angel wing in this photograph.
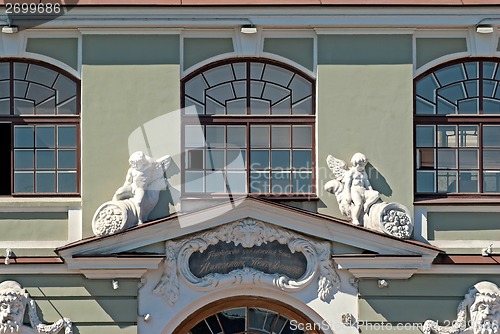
[326,155,348,181]
[149,155,171,180]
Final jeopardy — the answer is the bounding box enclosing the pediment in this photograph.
[57,197,441,279]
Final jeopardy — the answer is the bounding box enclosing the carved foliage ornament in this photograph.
[0,280,72,334]
[153,219,340,305]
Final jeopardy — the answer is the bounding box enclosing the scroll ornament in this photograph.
[153,219,340,305]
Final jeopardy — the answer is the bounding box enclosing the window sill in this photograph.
[414,195,500,205]
[181,193,319,201]
[0,196,82,208]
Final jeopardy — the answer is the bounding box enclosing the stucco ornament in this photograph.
[0,280,72,334]
[424,281,500,334]
[324,153,413,239]
[153,218,340,305]
[92,151,171,236]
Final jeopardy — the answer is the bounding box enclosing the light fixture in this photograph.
[240,25,257,34]
[1,26,18,34]
[4,249,12,265]
[377,279,389,288]
[143,314,151,322]
[476,25,494,34]
[112,279,119,290]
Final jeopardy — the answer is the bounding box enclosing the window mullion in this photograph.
[479,123,484,193]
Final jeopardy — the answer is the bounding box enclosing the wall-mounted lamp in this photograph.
[476,25,494,34]
[240,25,257,34]
[1,26,18,34]
[4,248,12,265]
[378,279,389,289]
[112,279,119,290]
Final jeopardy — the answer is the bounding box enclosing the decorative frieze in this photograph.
[153,218,340,305]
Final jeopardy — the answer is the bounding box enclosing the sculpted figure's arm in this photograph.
[363,171,373,190]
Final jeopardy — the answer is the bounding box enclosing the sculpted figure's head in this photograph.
[0,281,28,334]
[467,282,500,334]
[351,153,368,171]
[129,151,151,171]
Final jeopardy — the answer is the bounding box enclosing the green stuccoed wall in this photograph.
[81,34,181,237]
[1,274,138,333]
[26,38,79,70]
[316,35,414,220]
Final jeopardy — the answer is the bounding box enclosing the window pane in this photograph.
[271,172,291,193]
[288,75,312,104]
[26,64,58,87]
[206,83,233,105]
[14,149,34,169]
[293,150,312,169]
[416,148,435,169]
[53,75,76,105]
[459,171,478,192]
[36,149,55,169]
[458,125,478,147]
[416,171,435,193]
[250,63,264,79]
[227,126,246,148]
[0,98,9,115]
[416,125,435,147]
[206,126,225,148]
[57,171,77,193]
[206,149,225,169]
[437,125,457,147]
[458,98,479,114]
[438,83,466,103]
[437,149,457,169]
[185,125,205,148]
[206,171,226,193]
[250,126,269,148]
[292,125,312,148]
[36,171,55,192]
[293,172,312,193]
[459,149,478,169]
[250,150,269,169]
[271,150,290,169]
[271,126,290,148]
[438,171,457,193]
[36,126,55,148]
[14,126,34,148]
[206,97,225,115]
[185,171,204,192]
[203,64,234,86]
[292,96,312,115]
[219,308,246,333]
[250,172,269,193]
[416,74,439,103]
[226,171,246,193]
[262,83,290,105]
[483,149,500,169]
[250,98,270,115]
[484,98,500,114]
[434,64,466,86]
[232,81,246,98]
[227,149,246,169]
[14,99,34,115]
[58,149,77,169]
[58,126,77,147]
[226,99,246,115]
[483,125,500,147]
[465,62,479,79]
[249,308,268,331]
[14,171,34,193]
[262,64,294,86]
[186,149,203,170]
[185,75,207,104]
[484,171,500,192]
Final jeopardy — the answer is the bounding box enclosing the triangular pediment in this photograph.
[57,197,441,279]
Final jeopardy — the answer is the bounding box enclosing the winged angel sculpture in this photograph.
[92,151,171,236]
[325,153,413,239]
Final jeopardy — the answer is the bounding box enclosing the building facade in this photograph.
[0,1,500,334]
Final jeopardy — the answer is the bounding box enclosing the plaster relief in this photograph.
[0,280,72,334]
[153,218,340,305]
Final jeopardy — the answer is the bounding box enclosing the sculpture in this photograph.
[424,281,500,334]
[0,280,72,334]
[92,151,171,236]
[325,153,413,239]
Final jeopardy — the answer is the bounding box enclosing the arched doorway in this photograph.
[173,296,325,334]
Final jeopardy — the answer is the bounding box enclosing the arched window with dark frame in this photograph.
[0,59,80,196]
[182,58,315,197]
[414,58,500,197]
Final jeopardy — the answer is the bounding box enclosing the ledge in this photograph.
[0,197,82,208]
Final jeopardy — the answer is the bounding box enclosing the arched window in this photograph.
[0,59,80,195]
[173,297,323,334]
[414,58,500,197]
[182,58,315,196]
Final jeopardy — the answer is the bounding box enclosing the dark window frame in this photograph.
[181,58,316,198]
[414,57,500,201]
[0,58,81,197]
